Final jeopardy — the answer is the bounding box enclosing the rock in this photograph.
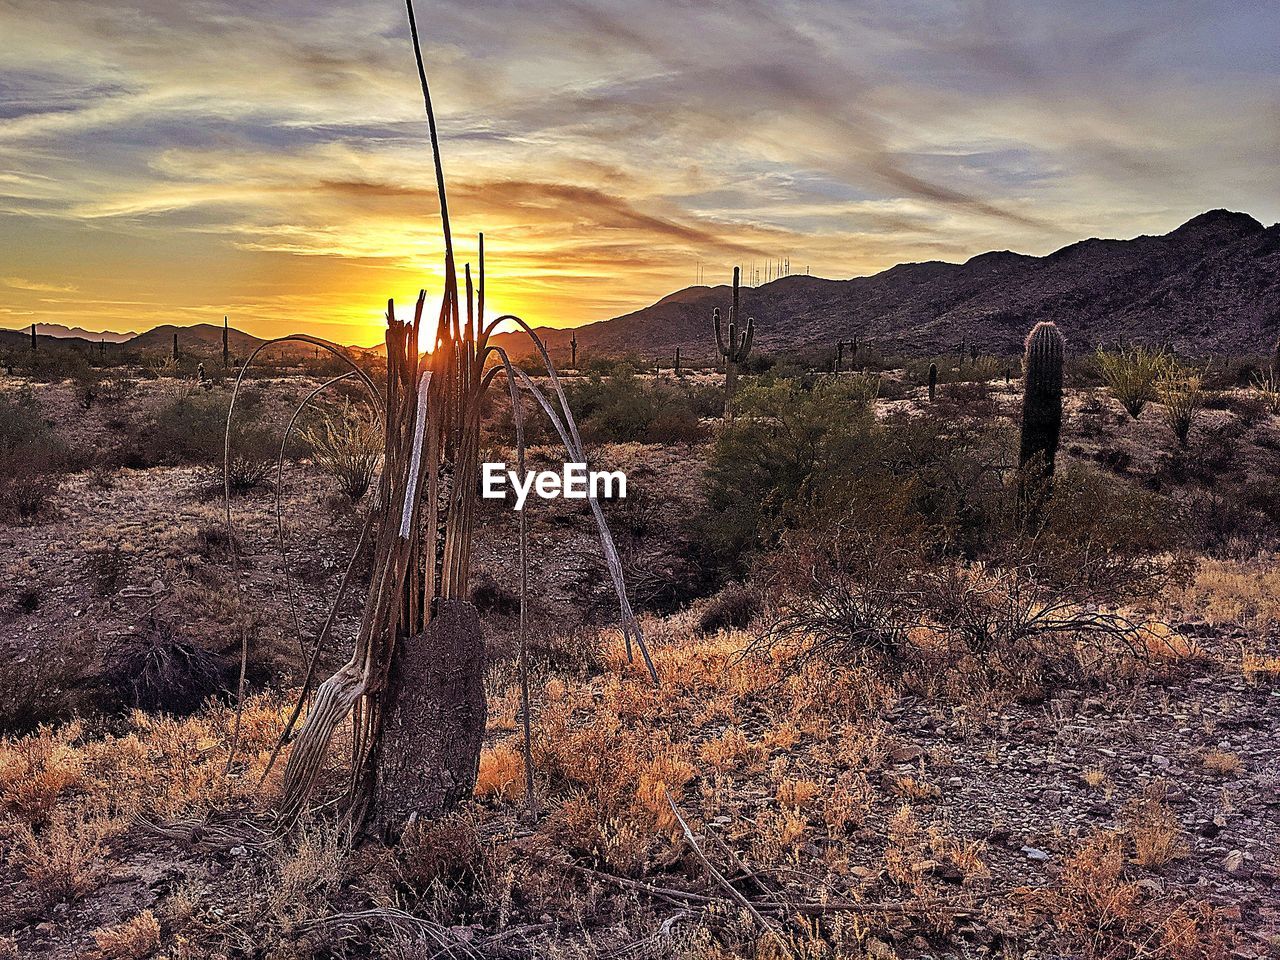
[1224,850,1252,877]
[1042,789,1063,809]
[1022,846,1051,862]
[888,743,923,764]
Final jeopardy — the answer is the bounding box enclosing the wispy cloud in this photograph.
[3,276,78,293]
[0,0,1276,343]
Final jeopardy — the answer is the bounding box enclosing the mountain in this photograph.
[490,209,1280,361]
[34,323,135,343]
[124,323,264,356]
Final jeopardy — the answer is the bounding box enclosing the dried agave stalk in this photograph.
[221,0,654,836]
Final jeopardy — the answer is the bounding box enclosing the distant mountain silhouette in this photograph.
[491,209,1280,361]
[33,323,136,343]
[124,323,264,357]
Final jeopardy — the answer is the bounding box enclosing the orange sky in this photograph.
[2,1,1278,346]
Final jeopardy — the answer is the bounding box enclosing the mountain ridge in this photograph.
[4,210,1276,363]
[490,208,1280,361]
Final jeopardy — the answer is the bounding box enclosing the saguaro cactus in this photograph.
[928,362,938,402]
[1018,321,1065,508]
[223,315,230,368]
[674,346,682,377]
[30,323,37,352]
[714,266,754,417]
[570,331,578,370]
[172,331,179,360]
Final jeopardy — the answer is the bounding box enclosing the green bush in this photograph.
[565,364,708,444]
[699,377,884,565]
[1095,346,1170,419]
[123,391,279,491]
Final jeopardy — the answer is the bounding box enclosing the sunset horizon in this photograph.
[4,1,1278,346]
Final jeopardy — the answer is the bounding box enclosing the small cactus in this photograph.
[1018,321,1065,510]
[570,330,578,370]
[928,362,937,402]
[1272,334,1280,375]
[970,343,979,362]
[836,337,858,373]
[713,267,754,418]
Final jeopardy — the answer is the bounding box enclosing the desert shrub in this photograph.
[565,365,706,443]
[301,399,381,500]
[1096,346,1170,419]
[125,391,278,490]
[470,572,520,617]
[1156,366,1205,447]
[700,377,881,565]
[765,520,921,662]
[92,911,161,960]
[12,347,94,383]
[758,462,1186,690]
[1251,368,1280,414]
[0,393,71,521]
[1027,827,1231,960]
[696,583,761,634]
[939,379,996,417]
[1185,491,1272,559]
[0,635,92,731]
[106,617,228,714]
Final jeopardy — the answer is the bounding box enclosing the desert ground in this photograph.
[1,350,1278,960]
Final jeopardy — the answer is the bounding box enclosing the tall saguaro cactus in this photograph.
[223,315,230,368]
[570,331,578,370]
[674,346,682,377]
[30,323,37,353]
[1018,321,1065,511]
[714,266,754,417]
[172,331,179,361]
[927,362,937,402]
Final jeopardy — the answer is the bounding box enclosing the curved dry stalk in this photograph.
[275,371,361,657]
[485,346,536,819]
[222,337,383,775]
[505,363,657,683]
[277,366,433,828]
[258,507,375,787]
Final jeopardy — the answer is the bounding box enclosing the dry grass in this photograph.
[1028,829,1229,960]
[475,741,526,802]
[1199,750,1243,777]
[92,910,162,960]
[1174,558,1280,628]
[1241,644,1280,681]
[1121,796,1189,868]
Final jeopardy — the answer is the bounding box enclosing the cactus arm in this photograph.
[740,316,755,361]
[714,307,727,357]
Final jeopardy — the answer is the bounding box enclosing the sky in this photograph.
[1,0,1278,347]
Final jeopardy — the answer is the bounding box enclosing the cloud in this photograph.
[3,276,78,293]
[0,0,1277,340]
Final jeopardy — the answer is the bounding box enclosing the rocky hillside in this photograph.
[492,210,1280,361]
